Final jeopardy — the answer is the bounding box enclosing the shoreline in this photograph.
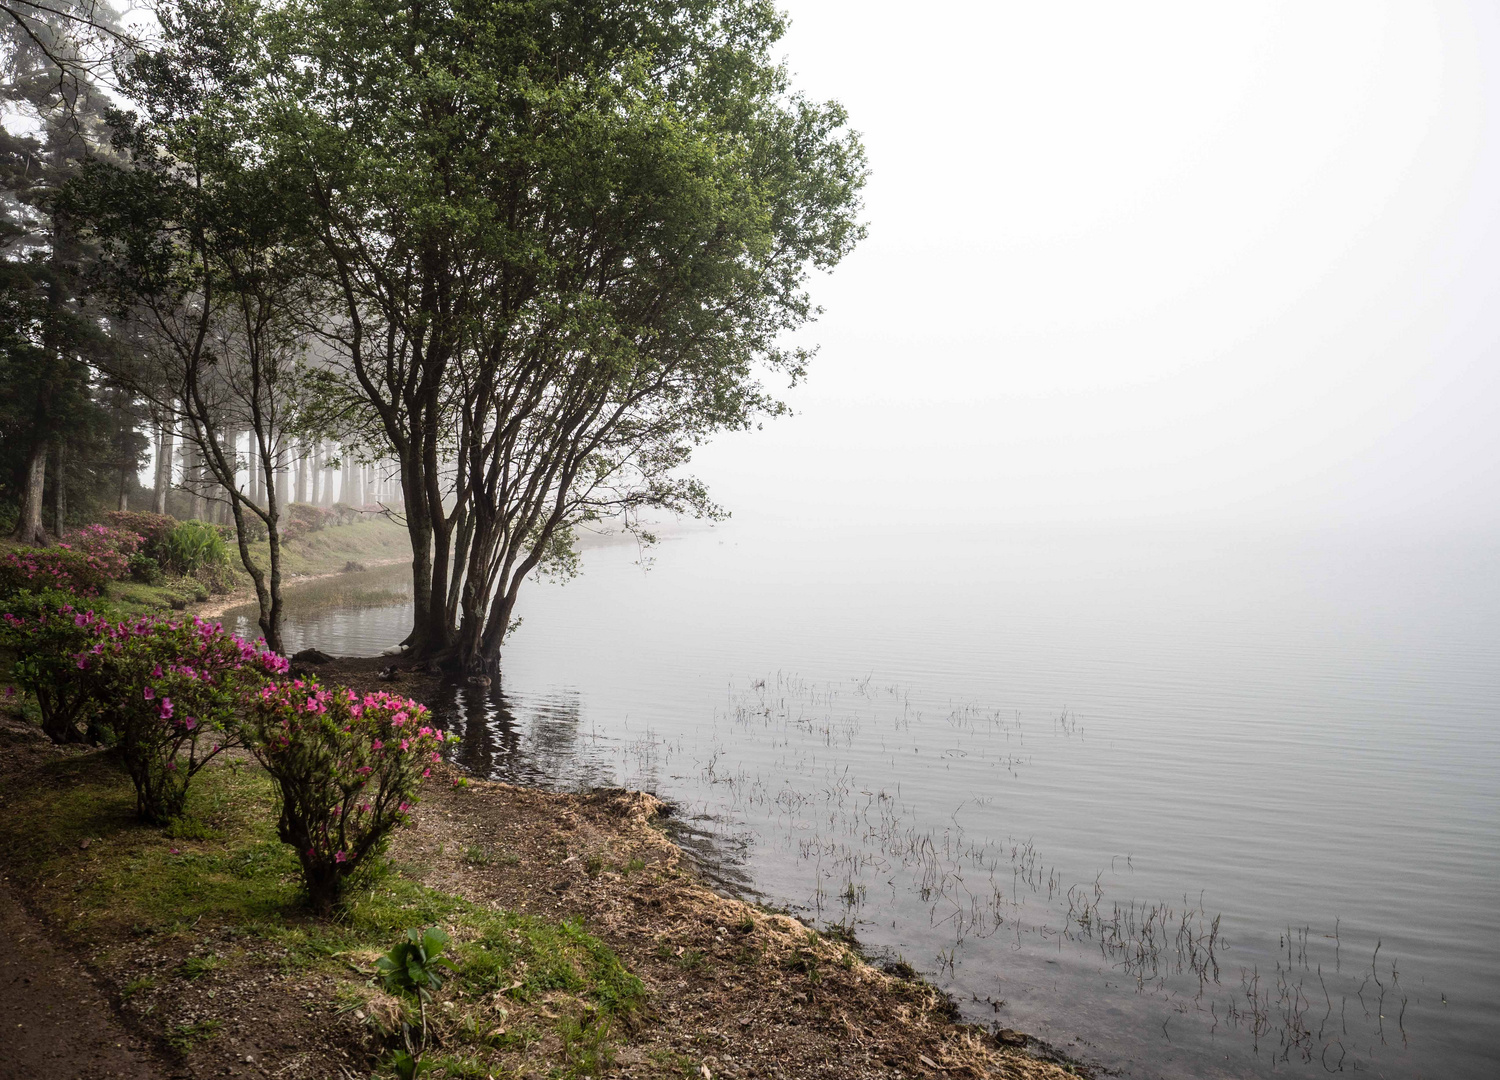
[0,647,1093,1079]
[195,555,413,620]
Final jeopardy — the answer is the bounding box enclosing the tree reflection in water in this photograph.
[432,678,615,792]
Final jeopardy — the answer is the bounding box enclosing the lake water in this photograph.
[226,522,1500,1079]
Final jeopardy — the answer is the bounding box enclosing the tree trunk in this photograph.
[246,432,261,508]
[153,421,171,514]
[188,439,207,520]
[52,438,66,537]
[13,441,48,546]
[294,445,308,504]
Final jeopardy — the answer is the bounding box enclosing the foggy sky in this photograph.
[694,1,1500,533]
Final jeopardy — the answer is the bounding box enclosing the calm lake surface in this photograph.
[227,522,1500,1079]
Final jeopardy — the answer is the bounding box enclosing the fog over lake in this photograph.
[236,3,1500,1076]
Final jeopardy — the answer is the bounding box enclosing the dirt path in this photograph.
[0,872,176,1080]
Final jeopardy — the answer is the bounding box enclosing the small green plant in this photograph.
[178,954,223,979]
[165,1017,221,1051]
[559,1012,617,1077]
[386,1048,433,1079]
[621,857,646,876]
[376,927,456,1001]
[584,853,604,877]
[783,946,821,983]
[462,843,492,866]
[127,553,164,585]
[120,976,155,1000]
[654,942,706,971]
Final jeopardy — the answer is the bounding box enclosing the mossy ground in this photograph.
[0,745,642,1079]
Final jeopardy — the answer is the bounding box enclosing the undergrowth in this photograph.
[0,752,642,1076]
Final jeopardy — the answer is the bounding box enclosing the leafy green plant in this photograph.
[386,1049,433,1079]
[163,520,229,575]
[127,553,163,584]
[376,927,456,1001]
[165,1017,221,1051]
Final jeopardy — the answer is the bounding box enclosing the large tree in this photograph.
[260,0,866,673]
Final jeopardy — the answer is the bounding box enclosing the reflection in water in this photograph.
[434,679,618,792]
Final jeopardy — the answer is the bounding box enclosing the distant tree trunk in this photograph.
[358,462,369,506]
[246,431,261,508]
[52,438,66,537]
[294,445,308,504]
[153,420,171,514]
[275,441,291,507]
[314,442,327,505]
[14,441,48,546]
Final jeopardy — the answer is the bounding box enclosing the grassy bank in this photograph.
[100,514,412,620]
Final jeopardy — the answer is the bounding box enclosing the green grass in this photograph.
[240,517,410,579]
[0,751,643,1073]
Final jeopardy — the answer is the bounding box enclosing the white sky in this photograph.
[693,1,1500,533]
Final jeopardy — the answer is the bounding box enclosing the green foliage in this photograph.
[385,1049,434,1079]
[163,520,229,576]
[127,553,164,584]
[458,913,644,1016]
[165,1017,222,1051]
[375,926,456,1001]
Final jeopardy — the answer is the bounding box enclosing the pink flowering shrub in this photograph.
[84,615,290,823]
[103,511,178,562]
[0,593,112,742]
[245,682,452,914]
[282,503,335,541]
[0,546,115,596]
[0,526,144,597]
